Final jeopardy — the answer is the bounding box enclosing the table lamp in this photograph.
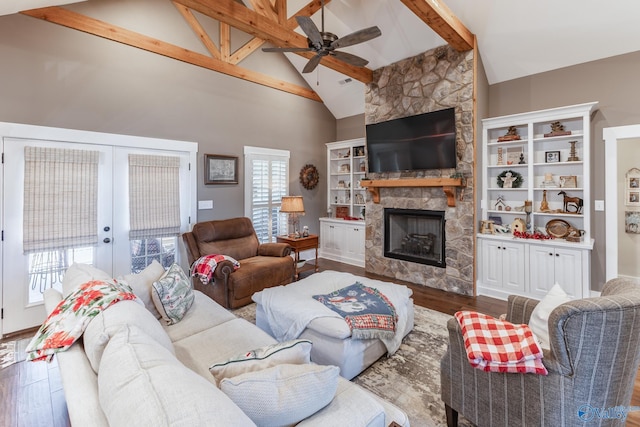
[281,196,305,238]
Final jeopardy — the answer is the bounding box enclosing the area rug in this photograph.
[0,338,29,368]
[232,303,472,427]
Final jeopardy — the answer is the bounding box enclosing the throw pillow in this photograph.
[529,283,572,350]
[220,363,339,427]
[121,260,165,319]
[151,263,195,325]
[61,263,111,297]
[209,339,312,385]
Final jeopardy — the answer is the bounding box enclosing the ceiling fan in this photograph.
[261,1,382,73]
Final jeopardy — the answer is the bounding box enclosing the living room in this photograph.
[1,1,640,426]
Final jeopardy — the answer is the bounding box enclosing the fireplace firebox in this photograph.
[384,208,445,268]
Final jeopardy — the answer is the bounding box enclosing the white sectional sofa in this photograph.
[43,263,410,427]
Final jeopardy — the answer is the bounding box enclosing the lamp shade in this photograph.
[281,196,305,214]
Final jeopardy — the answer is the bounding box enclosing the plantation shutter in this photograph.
[128,154,181,239]
[23,146,99,253]
[244,147,289,243]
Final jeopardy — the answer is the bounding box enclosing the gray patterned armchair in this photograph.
[441,278,640,427]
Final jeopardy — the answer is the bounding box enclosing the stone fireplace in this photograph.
[364,45,475,296]
[384,208,445,268]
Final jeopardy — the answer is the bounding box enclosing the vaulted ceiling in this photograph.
[8,1,640,119]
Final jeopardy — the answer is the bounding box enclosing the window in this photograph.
[244,146,289,243]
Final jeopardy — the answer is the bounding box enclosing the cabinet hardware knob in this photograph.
[549,253,553,256]
[497,246,501,249]
[556,253,560,257]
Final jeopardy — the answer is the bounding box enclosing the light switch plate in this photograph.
[198,200,213,210]
[594,200,604,211]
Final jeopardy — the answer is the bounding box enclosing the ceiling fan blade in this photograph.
[331,26,381,49]
[296,16,323,48]
[262,47,314,53]
[332,50,369,67]
[302,54,322,73]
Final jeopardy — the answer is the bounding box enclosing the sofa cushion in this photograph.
[220,363,339,427]
[151,263,195,325]
[98,324,256,427]
[209,339,312,385]
[163,291,236,343]
[62,263,111,297]
[121,260,165,319]
[84,299,174,373]
[529,283,572,350]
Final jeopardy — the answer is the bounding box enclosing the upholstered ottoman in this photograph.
[252,270,414,380]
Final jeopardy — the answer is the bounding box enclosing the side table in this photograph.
[276,234,319,280]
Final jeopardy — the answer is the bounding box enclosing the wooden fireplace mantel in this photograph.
[359,178,465,207]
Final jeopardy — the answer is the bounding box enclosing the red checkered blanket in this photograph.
[190,254,240,285]
[454,310,547,375]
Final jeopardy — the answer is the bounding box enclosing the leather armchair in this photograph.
[182,217,295,309]
[441,278,640,427]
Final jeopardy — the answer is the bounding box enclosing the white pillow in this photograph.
[529,283,572,350]
[62,263,111,297]
[151,264,195,325]
[209,339,312,385]
[121,260,166,319]
[220,363,339,427]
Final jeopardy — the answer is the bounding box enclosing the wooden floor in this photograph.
[1,258,639,426]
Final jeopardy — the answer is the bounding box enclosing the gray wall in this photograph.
[488,50,640,290]
[0,4,335,236]
[337,114,365,141]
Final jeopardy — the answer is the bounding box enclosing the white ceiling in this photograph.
[8,0,640,119]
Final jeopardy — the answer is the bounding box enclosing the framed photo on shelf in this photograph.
[559,175,577,188]
[545,150,560,163]
[204,154,238,185]
[506,147,524,165]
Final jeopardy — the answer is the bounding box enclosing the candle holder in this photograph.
[524,200,533,232]
[567,140,579,161]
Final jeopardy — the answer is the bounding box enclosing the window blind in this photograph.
[23,146,99,254]
[128,154,181,239]
[244,147,289,243]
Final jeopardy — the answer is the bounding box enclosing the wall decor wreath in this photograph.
[299,164,320,190]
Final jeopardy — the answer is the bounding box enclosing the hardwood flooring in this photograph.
[1,258,638,426]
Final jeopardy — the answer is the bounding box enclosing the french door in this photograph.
[1,128,195,335]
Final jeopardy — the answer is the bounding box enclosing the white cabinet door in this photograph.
[345,224,365,260]
[320,221,339,254]
[529,245,557,298]
[480,239,503,289]
[501,242,526,292]
[529,245,583,299]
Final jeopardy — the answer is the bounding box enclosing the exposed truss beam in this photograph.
[400,0,474,51]
[174,0,373,83]
[21,6,322,102]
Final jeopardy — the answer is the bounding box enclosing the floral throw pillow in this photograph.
[25,279,139,362]
[151,263,195,325]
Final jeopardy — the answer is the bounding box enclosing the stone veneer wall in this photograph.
[364,45,475,295]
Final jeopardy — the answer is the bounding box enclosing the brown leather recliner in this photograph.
[182,217,295,309]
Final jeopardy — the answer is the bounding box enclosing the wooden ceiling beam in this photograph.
[21,6,322,102]
[173,2,220,59]
[400,0,474,51]
[174,0,372,83]
[248,0,278,22]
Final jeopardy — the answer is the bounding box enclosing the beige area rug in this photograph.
[232,303,472,427]
[0,338,29,368]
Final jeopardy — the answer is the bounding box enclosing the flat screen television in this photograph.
[366,107,457,173]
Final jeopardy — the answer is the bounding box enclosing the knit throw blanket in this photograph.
[313,282,397,340]
[455,310,548,375]
[190,254,240,285]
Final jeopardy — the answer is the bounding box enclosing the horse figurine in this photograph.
[558,191,583,213]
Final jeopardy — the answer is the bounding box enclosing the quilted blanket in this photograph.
[190,254,240,285]
[454,310,548,375]
[25,279,139,362]
[313,282,397,340]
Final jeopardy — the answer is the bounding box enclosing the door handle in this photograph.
[103,238,111,244]
[104,226,110,232]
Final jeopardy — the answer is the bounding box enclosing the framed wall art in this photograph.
[545,151,560,163]
[559,175,577,188]
[625,211,640,233]
[204,154,238,184]
[625,168,640,206]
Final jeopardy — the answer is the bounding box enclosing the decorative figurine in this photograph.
[510,218,526,235]
[501,171,516,188]
[497,147,504,165]
[302,226,309,237]
[544,121,571,137]
[541,173,557,188]
[495,195,507,211]
[518,153,526,164]
[498,126,521,142]
[540,190,550,212]
[480,220,495,234]
[558,190,583,213]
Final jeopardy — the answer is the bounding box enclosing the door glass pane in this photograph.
[28,247,94,304]
[130,237,176,273]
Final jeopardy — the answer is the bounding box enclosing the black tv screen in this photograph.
[366,108,457,173]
